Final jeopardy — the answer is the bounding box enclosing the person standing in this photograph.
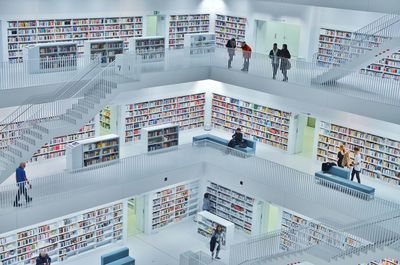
[277,44,291,82]
[36,250,51,265]
[269,43,280,79]
[337,145,346,168]
[351,147,362,183]
[210,225,224,260]
[241,41,252,72]
[202,193,211,211]
[226,38,236,69]
[14,162,32,207]
[342,151,352,169]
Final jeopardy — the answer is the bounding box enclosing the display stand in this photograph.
[66,134,120,170]
[146,180,199,233]
[184,33,215,55]
[317,121,400,185]
[84,39,124,64]
[206,181,257,235]
[211,93,291,151]
[215,14,247,47]
[168,14,210,49]
[141,124,179,152]
[23,42,77,73]
[197,211,234,248]
[0,201,125,265]
[129,36,165,62]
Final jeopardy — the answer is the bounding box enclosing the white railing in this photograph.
[180,250,226,265]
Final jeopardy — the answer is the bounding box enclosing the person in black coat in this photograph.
[269,43,280,79]
[277,44,291,82]
[226,38,236,69]
[36,251,51,265]
[228,128,244,148]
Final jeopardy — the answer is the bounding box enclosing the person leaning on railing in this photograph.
[277,44,291,82]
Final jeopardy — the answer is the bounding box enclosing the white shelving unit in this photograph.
[129,36,165,63]
[84,39,124,64]
[214,14,247,47]
[124,93,205,143]
[281,210,370,252]
[66,134,120,170]
[23,42,77,73]
[147,180,199,233]
[0,201,125,265]
[211,93,291,151]
[184,33,216,55]
[206,181,257,235]
[6,16,143,62]
[168,14,210,49]
[316,121,400,185]
[141,124,179,153]
[197,210,234,248]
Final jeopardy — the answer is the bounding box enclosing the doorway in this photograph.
[255,20,301,57]
[293,114,316,158]
[127,196,145,237]
[146,15,166,37]
[259,201,282,234]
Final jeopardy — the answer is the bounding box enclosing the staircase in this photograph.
[313,13,400,84]
[0,59,121,183]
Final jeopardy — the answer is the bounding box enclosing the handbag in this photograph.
[287,60,291,70]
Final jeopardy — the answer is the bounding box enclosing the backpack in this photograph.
[322,162,335,172]
[225,40,231,48]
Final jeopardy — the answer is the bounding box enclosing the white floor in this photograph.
[63,219,247,265]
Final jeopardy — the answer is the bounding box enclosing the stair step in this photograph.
[14,140,30,151]
[7,146,23,158]
[72,104,89,114]
[84,95,101,104]
[66,109,83,119]
[31,123,49,134]
[0,150,16,164]
[21,135,36,145]
[25,128,43,140]
[60,114,77,125]
[77,99,95,109]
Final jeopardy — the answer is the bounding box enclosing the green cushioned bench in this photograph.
[192,134,256,155]
[315,166,375,200]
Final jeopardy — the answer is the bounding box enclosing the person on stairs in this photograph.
[210,225,224,260]
[13,162,32,207]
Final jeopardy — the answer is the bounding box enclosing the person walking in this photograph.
[210,225,224,260]
[269,43,280,79]
[226,38,236,69]
[277,44,291,81]
[241,41,252,72]
[36,250,51,265]
[202,193,211,211]
[13,162,32,207]
[351,147,362,183]
[337,145,346,168]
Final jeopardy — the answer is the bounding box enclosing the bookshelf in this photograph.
[141,124,179,152]
[211,93,291,151]
[23,42,77,73]
[197,211,234,247]
[149,180,199,232]
[84,39,124,64]
[168,14,210,49]
[129,36,165,62]
[124,93,205,143]
[316,121,400,185]
[361,50,400,81]
[6,16,143,62]
[0,119,95,162]
[206,181,257,235]
[366,259,399,265]
[66,134,120,169]
[184,33,216,55]
[0,201,124,265]
[280,210,370,252]
[215,14,247,47]
[99,106,112,131]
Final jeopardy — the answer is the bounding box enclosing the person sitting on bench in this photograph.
[228,128,244,148]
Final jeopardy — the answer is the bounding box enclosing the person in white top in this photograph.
[351,147,362,183]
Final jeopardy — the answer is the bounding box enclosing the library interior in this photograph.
[0,0,400,265]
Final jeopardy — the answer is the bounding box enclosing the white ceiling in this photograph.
[256,0,399,14]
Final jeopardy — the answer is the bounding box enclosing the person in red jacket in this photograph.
[241,41,252,72]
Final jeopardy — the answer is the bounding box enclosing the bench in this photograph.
[101,247,135,265]
[315,166,375,200]
[192,134,256,155]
